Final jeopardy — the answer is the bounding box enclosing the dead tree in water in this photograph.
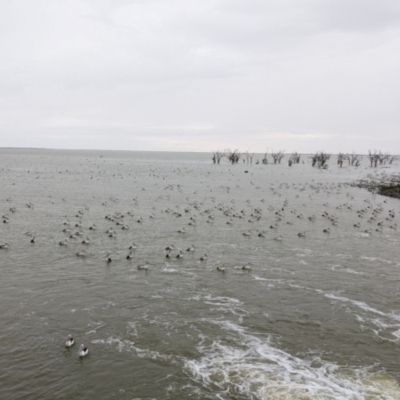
[211,150,225,164]
[367,150,380,167]
[262,152,269,165]
[271,150,285,164]
[349,152,362,166]
[379,152,390,165]
[311,151,330,168]
[289,152,300,166]
[225,149,241,164]
[367,151,398,167]
[338,152,362,167]
[337,153,345,167]
[243,151,255,164]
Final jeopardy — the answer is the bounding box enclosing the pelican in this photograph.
[298,231,306,237]
[63,334,75,348]
[106,253,112,263]
[137,263,150,271]
[186,244,195,252]
[76,250,87,257]
[0,243,10,249]
[126,251,133,260]
[199,254,208,261]
[216,265,226,272]
[242,264,252,270]
[176,251,184,259]
[77,344,89,357]
[30,236,36,243]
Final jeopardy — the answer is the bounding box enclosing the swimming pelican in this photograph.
[0,243,10,249]
[126,251,133,260]
[199,254,208,261]
[216,265,226,272]
[242,264,252,270]
[77,344,89,357]
[137,263,150,270]
[106,253,112,263]
[63,334,75,348]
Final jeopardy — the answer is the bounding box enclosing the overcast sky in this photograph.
[1,0,399,153]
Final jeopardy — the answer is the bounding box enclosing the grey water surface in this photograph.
[1,149,400,399]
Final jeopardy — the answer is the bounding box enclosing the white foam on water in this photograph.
[92,336,136,352]
[361,256,394,265]
[253,275,269,281]
[92,335,175,362]
[162,267,179,273]
[184,320,400,400]
[127,321,138,337]
[344,268,365,276]
[325,293,388,318]
[324,293,400,342]
[101,301,116,310]
[355,232,370,238]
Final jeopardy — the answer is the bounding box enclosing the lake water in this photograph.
[0,149,399,399]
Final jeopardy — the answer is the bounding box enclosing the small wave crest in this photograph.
[184,320,400,399]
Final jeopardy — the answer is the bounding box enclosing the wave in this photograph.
[184,320,400,399]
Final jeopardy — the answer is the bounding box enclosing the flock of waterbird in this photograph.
[1,179,398,270]
[1,161,399,360]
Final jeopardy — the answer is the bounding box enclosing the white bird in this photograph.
[176,251,184,259]
[137,262,150,270]
[199,254,208,261]
[77,344,89,357]
[216,264,226,272]
[64,334,75,348]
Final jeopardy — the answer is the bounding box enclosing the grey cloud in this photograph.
[0,0,399,153]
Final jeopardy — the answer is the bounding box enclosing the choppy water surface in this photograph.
[1,149,400,400]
